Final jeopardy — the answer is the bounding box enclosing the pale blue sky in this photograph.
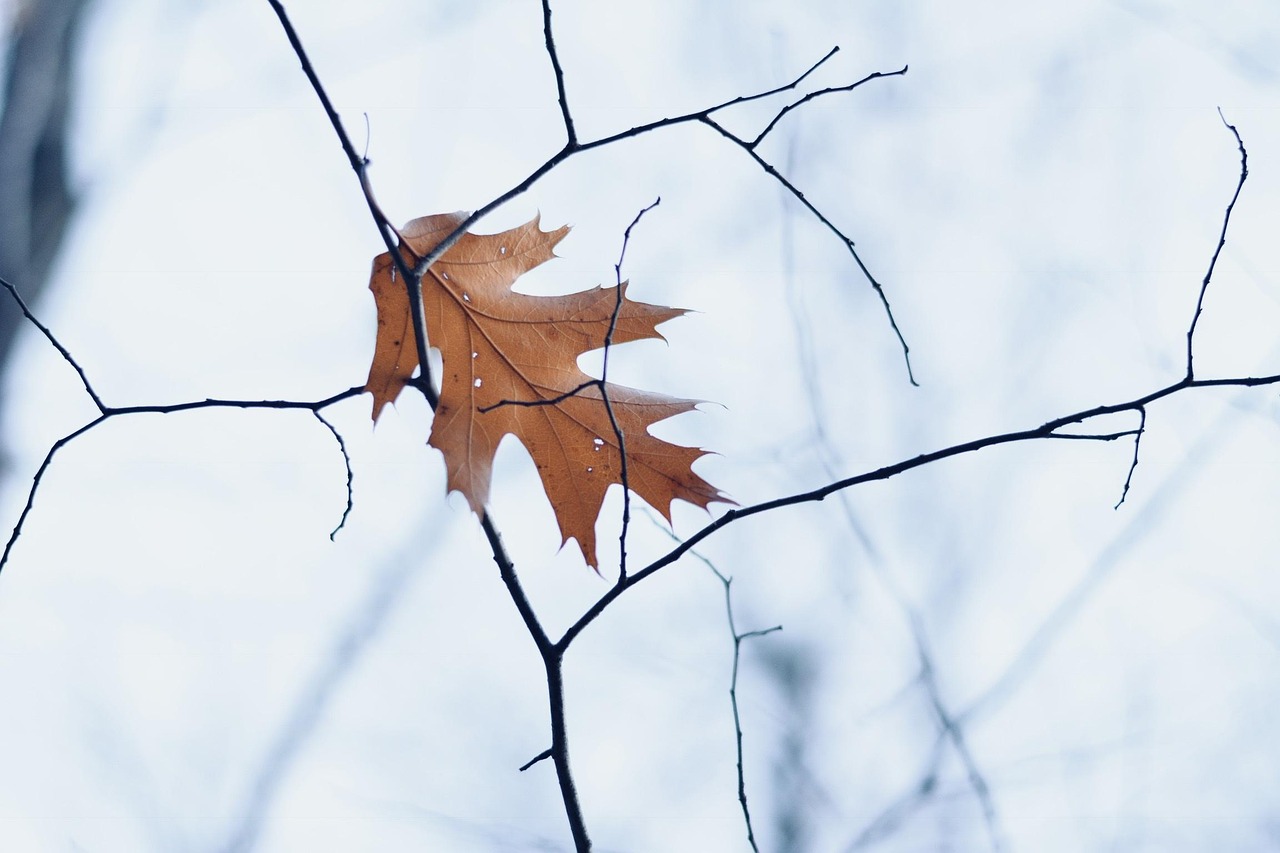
[1,1,1278,850]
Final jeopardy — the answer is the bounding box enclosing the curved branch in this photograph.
[0,386,366,576]
[556,370,1280,649]
[1186,111,1248,380]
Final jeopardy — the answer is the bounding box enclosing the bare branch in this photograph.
[700,113,916,385]
[477,379,598,414]
[1113,406,1147,509]
[0,386,365,576]
[263,6,1270,851]
[557,367,1280,650]
[751,66,909,149]
[265,0,437,407]
[779,179,1002,849]
[520,748,553,772]
[571,47,848,156]
[314,411,354,539]
[652,520,779,853]
[1,274,104,412]
[710,46,842,115]
[540,0,576,146]
[401,53,912,392]
[1043,430,1141,442]
[1186,111,1248,380]
[957,392,1244,727]
[603,199,660,580]
[265,3,580,842]
[1,415,104,576]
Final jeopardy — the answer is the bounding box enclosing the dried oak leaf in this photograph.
[365,211,730,568]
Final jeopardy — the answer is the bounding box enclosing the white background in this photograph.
[1,0,1279,850]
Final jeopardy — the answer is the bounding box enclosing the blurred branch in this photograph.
[653,518,780,852]
[0,0,91,373]
[914,614,1004,852]
[777,141,1002,849]
[957,385,1251,725]
[847,736,945,850]
[219,512,446,853]
[717,578,781,853]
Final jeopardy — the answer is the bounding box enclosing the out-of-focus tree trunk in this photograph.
[0,0,91,370]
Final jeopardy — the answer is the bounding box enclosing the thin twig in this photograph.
[1,416,104,575]
[0,387,365,576]
[1186,110,1248,380]
[265,0,436,407]
[266,2,576,844]
[268,2,548,682]
[603,199,660,580]
[1,275,105,412]
[953,380,1263,733]
[778,165,1003,850]
[477,379,597,413]
[1044,430,1140,442]
[727,596,780,852]
[314,411,354,539]
[558,114,1262,652]
[651,519,779,853]
[540,0,576,147]
[475,195,662,583]
[701,113,916,385]
[751,67,909,149]
[266,7,1268,853]
[1113,406,1146,509]
[556,370,1280,650]
[520,748,553,772]
[402,56,912,391]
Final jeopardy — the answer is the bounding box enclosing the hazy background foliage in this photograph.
[1,0,1278,850]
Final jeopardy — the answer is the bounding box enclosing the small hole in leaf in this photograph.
[471,352,478,359]
[587,466,593,473]
[463,293,471,302]
[442,272,450,280]
[500,246,507,255]
[474,378,482,388]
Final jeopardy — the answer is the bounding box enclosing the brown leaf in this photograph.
[365,212,731,568]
